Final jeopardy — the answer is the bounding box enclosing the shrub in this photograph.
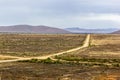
[41,57,53,64]
[30,58,38,63]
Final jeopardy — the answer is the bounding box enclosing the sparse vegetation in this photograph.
[0,34,120,80]
[0,60,119,80]
[0,34,86,57]
[19,58,63,64]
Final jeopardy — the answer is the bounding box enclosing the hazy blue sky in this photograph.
[0,0,120,29]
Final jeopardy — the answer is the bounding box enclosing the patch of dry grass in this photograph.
[0,62,119,80]
[56,34,120,60]
[0,34,86,57]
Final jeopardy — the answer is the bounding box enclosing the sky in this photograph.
[0,0,120,29]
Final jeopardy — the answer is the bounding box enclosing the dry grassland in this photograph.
[0,34,86,57]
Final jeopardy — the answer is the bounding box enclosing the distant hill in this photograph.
[112,30,120,34]
[0,25,71,34]
[65,27,118,33]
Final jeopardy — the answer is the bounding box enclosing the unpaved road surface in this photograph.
[0,34,90,63]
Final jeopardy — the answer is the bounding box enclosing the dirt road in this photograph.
[0,34,90,63]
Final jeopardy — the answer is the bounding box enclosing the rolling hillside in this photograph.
[0,25,71,34]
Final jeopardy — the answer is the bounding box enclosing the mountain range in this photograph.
[0,25,119,34]
[65,27,119,33]
[112,30,120,34]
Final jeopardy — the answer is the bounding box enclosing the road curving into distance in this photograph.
[0,34,90,63]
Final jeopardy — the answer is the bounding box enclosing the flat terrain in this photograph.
[0,34,86,57]
[0,34,119,80]
[0,62,120,80]
[56,34,120,59]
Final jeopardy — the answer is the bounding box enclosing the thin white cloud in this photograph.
[80,0,120,6]
[79,14,120,22]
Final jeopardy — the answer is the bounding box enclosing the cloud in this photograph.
[79,13,120,22]
[0,0,119,29]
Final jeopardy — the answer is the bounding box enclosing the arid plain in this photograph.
[0,34,119,80]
